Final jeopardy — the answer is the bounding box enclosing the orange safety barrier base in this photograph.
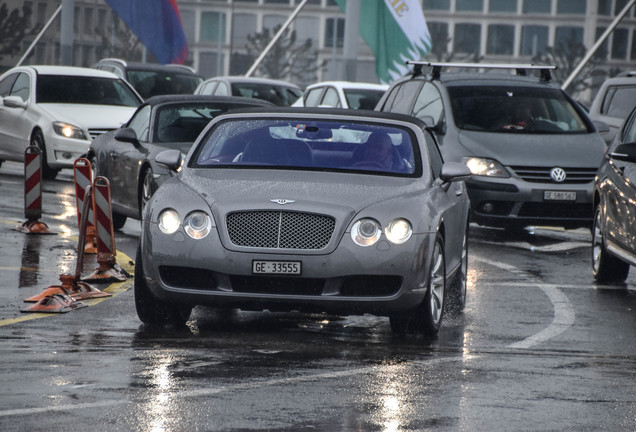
[21,293,87,314]
[84,226,98,254]
[23,274,112,304]
[82,253,129,283]
[15,219,56,235]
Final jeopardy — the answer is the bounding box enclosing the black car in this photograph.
[376,62,607,230]
[87,95,273,229]
[592,104,636,283]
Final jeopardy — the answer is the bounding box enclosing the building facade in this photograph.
[2,0,636,101]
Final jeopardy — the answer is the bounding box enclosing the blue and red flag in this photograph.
[105,0,188,65]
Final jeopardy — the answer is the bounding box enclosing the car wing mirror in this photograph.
[439,161,472,183]
[609,143,636,163]
[155,149,183,171]
[593,120,610,135]
[2,95,27,109]
[114,127,140,146]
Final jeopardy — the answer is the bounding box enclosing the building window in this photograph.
[84,7,93,35]
[200,12,226,43]
[598,0,611,15]
[453,23,481,55]
[595,27,610,59]
[489,0,517,13]
[616,0,633,16]
[263,14,286,32]
[557,0,585,14]
[520,25,548,56]
[487,25,514,55]
[325,17,345,48]
[522,0,550,13]
[612,28,629,59]
[456,0,483,12]
[232,13,257,47]
[294,16,319,47]
[555,26,584,48]
[631,30,636,60]
[422,0,450,9]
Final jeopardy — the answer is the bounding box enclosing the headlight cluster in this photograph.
[52,122,88,141]
[158,209,211,239]
[351,217,412,246]
[463,157,509,178]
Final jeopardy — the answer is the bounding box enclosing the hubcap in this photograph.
[592,209,603,273]
[429,241,445,325]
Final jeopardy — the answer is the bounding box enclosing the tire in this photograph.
[30,130,59,180]
[446,223,468,315]
[134,245,192,325]
[390,232,446,335]
[112,212,127,231]
[592,206,630,283]
[139,167,156,220]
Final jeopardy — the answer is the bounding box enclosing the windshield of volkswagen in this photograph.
[191,119,419,176]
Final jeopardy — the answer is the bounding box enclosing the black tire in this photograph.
[134,245,192,325]
[592,206,630,283]
[139,167,156,220]
[446,223,468,315]
[112,212,127,231]
[30,130,59,180]
[390,232,446,335]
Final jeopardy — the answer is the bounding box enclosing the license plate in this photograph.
[544,191,576,201]
[252,260,301,275]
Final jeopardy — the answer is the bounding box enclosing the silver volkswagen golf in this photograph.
[134,108,471,335]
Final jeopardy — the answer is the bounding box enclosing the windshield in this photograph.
[191,118,418,176]
[127,70,203,99]
[36,75,141,107]
[155,104,231,143]
[230,83,302,107]
[343,88,386,110]
[449,86,589,134]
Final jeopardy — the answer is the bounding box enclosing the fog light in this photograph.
[482,202,494,213]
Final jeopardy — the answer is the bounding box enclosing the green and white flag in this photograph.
[335,0,432,84]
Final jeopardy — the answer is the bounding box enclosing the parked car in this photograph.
[0,65,141,179]
[134,108,472,335]
[376,62,607,230]
[592,104,636,283]
[292,81,388,109]
[93,58,203,100]
[87,95,274,230]
[588,71,636,145]
[194,76,302,107]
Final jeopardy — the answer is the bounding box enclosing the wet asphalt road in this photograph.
[0,161,634,432]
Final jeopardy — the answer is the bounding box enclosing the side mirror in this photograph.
[593,120,610,135]
[2,95,27,109]
[114,127,140,146]
[609,142,636,163]
[155,149,183,171]
[439,161,472,182]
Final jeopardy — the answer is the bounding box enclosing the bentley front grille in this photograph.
[226,210,336,250]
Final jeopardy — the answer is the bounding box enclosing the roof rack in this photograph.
[406,61,557,82]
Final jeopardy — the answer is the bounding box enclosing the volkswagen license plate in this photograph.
[544,191,576,201]
[252,260,301,275]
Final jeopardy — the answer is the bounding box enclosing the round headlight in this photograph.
[158,209,180,234]
[184,211,211,239]
[384,218,412,244]
[351,218,382,246]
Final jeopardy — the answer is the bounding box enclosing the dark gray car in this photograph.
[135,108,471,336]
[376,62,607,229]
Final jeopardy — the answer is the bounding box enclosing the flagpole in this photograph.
[16,4,62,67]
[342,0,360,81]
[245,0,308,77]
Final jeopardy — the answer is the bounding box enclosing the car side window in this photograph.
[602,85,636,118]
[304,88,323,107]
[0,73,18,97]
[128,105,151,142]
[424,130,443,177]
[412,82,443,124]
[321,87,340,107]
[215,82,229,96]
[383,80,423,114]
[622,110,636,144]
[11,73,30,101]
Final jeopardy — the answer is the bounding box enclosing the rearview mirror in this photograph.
[440,161,472,182]
[114,127,140,146]
[609,142,636,163]
[155,149,183,171]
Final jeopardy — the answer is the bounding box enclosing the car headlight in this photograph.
[158,209,180,234]
[52,122,88,140]
[351,218,382,246]
[384,218,412,244]
[464,157,509,178]
[184,211,211,239]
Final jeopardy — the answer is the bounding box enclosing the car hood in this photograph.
[456,130,606,167]
[38,103,136,129]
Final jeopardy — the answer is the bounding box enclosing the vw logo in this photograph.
[271,199,295,205]
[550,167,567,183]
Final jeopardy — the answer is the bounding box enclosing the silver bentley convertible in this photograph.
[135,108,471,335]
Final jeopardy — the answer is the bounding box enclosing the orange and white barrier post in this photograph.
[17,146,54,234]
[82,176,128,282]
[73,158,97,253]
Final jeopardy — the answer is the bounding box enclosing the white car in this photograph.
[0,65,142,179]
[292,81,388,110]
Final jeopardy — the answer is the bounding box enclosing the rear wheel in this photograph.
[31,130,59,180]
[134,245,192,325]
[112,212,127,231]
[390,232,446,335]
[592,206,630,283]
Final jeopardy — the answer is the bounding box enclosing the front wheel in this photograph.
[134,245,193,325]
[139,168,156,220]
[592,206,629,283]
[446,223,468,315]
[390,232,446,335]
[31,130,59,180]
